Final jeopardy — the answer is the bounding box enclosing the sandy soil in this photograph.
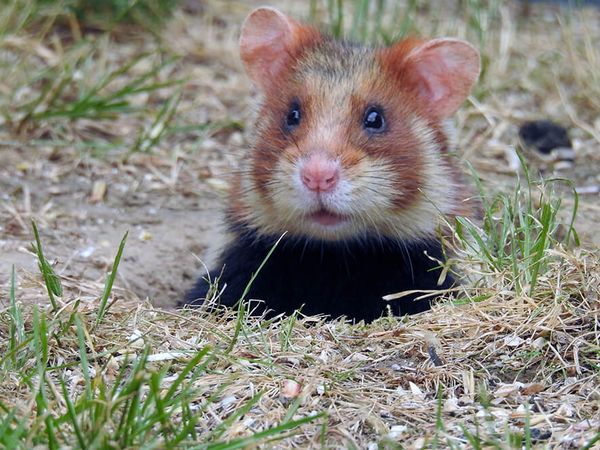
[0,143,227,306]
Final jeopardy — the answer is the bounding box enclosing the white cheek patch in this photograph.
[409,115,459,216]
[319,177,353,213]
[348,158,431,240]
[251,157,321,234]
[338,115,460,242]
[289,163,318,210]
[272,158,316,211]
[442,118,458,150]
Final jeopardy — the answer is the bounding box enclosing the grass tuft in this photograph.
[11,50,181,135]
[1,226,324,447]
[0,0,179,35]
[452,154,579,297]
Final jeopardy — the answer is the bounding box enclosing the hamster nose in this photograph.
[300,156,340,193]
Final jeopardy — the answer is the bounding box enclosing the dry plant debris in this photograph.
[1,247,598,448]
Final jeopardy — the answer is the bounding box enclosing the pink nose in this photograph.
[300,156,340,193]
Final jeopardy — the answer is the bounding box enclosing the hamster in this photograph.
[183,7,481,322]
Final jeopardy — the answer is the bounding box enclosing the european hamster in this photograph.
[184,7,480,322]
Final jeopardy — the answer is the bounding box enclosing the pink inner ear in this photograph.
[239,8,298,91]
[407,39,480,118]
[416,66,449,103]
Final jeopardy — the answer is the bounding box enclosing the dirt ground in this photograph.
[1,0,600,307]
[0,148,223,306]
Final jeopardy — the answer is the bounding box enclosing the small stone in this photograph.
[349,352,369,362]
[521,383,545,395]
[388,424,407,439]
[79,246,95,258]
[281,379,301,399]
[228,131,244,146]
[531,337,546,349]
[553,160,574,171]
[575,185,600,195]
[128,330,144,348]
[90,180,107,203]
[205,178,230,193]
[138,230,152,241]
[408,382,424,397]
[494,382,523,398]
[220,395,236,408]
[551,147,576,161]
[504,334,525,347]
[555,403,575,418]
[444,397,460,412]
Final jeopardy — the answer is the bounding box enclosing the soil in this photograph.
[0,147,223,306]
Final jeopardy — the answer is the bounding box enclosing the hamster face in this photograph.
[230,8,480,243]
[234,42,461,242]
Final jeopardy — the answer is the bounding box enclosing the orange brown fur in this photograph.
[227,12,479,244]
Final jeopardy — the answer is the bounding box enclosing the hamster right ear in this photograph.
[239,7,319,92]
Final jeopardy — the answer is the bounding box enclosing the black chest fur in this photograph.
[184,230,453,322]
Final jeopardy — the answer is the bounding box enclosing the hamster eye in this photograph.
[363,106,385,132]
[285,101,301,130]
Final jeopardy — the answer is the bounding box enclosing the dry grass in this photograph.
[1,0,600,448]
[1,246,598,447]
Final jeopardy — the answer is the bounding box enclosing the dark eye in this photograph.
[285,101,301,130]
[363,106,385,132]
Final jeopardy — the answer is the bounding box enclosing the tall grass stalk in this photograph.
[227,233,286,353]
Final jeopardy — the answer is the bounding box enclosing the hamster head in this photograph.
[229,7,480,243]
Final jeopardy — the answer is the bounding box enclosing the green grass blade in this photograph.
[8,265,26,367]
[31,221,61,310]
[208,392,264,442]
[164,346,212,400]
[133,90,182,153]
[149,371,172,447]
[581,430,600,450]
[227,233,286,352]
[96,231,128,326]
[59,377,87,449]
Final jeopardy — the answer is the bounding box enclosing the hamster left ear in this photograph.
[239,7,320,93]
[386,38,481,118]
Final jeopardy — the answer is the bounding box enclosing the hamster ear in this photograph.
[389,38,481,118]
[239,7,319,92]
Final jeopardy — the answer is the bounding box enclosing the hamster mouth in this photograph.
[307,208,348,227]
